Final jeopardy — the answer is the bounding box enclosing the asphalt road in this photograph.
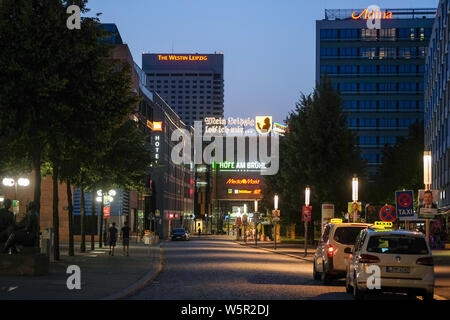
[129,236,439,300]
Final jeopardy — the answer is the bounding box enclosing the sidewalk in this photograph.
[0,241,161,300]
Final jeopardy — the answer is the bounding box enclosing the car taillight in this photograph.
[327,246,334,258]
[416,257,434,266]
[359,254,380,263]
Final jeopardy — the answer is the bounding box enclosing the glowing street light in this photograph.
[17,178,30,187]
[2,177,31,200]
[352,175,358,203]
[2,178,14,187]
[274,194,279,210]
[423,151,432,189]
[305,186,310,206]
[254,200,258,213]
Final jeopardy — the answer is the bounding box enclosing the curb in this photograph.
[102,244,163,300]
[234,241,314,263]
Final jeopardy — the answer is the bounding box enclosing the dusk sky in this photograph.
[87,0,438,124]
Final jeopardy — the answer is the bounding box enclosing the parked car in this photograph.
[313,220,373,284]
[171,228,190,241]
[345,228,434,300]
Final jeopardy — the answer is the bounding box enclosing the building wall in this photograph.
[316,9,434,174]
[424,0,450,208]
[142,53,224,126]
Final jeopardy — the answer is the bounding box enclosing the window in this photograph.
[360,47,376,59]
[379,118,397,127]
[360,83,377,91]
[361,29,377,41]
[379,65,396,74]
[367,235,428,254]
[379,47,396,59]
[360,100,376,110]
[340,65,357,74]
[320,47,338,57]
[399,28,415,40]
[399,65,416,73]
[399,47,417,59]
[379,100,396,110]
[347,118,357,127]
[399,100,415,110]
[360,118,377,127]
[362,154,377,163]
[379,82,396,91]
[399,118,417,127]
[399,82,417,91]
[321,65,338,74]
[380,136,396,145]
[320,29,338,39]
[343,100,357,110]
[360,65,376,73]
[359,136,377,145]
[340,29,358,39]
[333,227,368,245]
[340,83,357,92]
[340,47,358,56]
[379,28,396,40]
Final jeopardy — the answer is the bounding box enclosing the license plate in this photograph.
[386,266,410,273]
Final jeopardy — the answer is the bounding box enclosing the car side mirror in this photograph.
[344,247,353,254]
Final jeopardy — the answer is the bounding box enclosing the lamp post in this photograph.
[423,151,432,243]
[352,174,359,223]
[274,194,278,250]
[304,186,310,257]
[243,204,247,243]
[96,189,115,247]
[2,177,30,214]
[254,200,258,246]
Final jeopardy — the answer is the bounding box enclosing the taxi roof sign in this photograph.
[374,221,393,228]
[330,218,343,224]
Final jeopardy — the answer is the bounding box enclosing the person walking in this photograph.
[0,199,14,244]
[198,227,201,236]
[121,221,131,256]
[108,222,118,256]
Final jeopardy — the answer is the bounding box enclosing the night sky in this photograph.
[86,0,438,124]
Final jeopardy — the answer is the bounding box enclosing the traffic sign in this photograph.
[395,190,415,220]
[379,205,396,222]
[302,206,312,222]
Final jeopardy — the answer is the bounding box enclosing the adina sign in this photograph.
[352,8,393,20]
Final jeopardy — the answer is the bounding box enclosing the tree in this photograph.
[371,122,424,204]
[262,77,365,237]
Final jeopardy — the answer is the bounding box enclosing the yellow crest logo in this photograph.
[255,116,272,134]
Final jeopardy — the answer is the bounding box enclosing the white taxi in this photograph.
[313,219,373,284]
[345,227,434,300]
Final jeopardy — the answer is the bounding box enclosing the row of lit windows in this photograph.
[358,135,397,145]
[320,28,432,41]
[320,46,427,58]
[347,118,421,127]
[149,80,213,84]
[321,64,425,74]
[343,100,424,110]
[334,82,424,92]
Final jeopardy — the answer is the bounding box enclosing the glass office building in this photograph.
[316,8,435,174]
[424,0,450,209]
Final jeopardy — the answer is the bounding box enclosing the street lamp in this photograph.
[2,177,30,208]
[304,186,310,257]
[352,175,358,203]
[254,200,259,246]
[423,150,432,243]
[273,194,279,250]
[97,189,115,247]
[243,204,248,243]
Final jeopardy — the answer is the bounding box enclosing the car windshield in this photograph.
[332,227,367,245]
[174,228,185,233]
[366,235,429,254]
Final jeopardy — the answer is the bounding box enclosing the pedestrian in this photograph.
[108,222,118,256]
[198,227,201,236]
[0,199,14,244]
[121,221,131,256]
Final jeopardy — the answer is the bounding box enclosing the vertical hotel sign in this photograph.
[153,122,162,163]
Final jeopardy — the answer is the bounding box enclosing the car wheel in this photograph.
[345,272,352,293]
[313,260,320,280]
[321,262,331,285]
[422,291,434,301]
[353,273,365,300]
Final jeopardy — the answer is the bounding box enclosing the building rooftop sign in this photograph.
[324,8,436,20]
[351,8,392,20]
[157,54,208,62]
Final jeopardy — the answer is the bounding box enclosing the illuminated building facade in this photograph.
[316,8,435,174]
[142,53,224,126]
[424,0,450,209]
